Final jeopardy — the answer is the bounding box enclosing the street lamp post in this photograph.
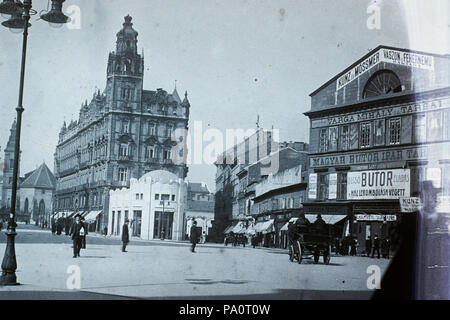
[0,0,70,286]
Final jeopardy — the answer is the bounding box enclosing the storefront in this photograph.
[304,46,450,255]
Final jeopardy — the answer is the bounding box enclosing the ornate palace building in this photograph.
[53,16,190,231]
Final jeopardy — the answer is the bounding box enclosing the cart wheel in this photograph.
[296,241,302,264]
[289,245,294,262]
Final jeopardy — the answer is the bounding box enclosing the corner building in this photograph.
[304,46,450,253]
[53,16,190,232]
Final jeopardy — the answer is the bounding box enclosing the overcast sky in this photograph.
[0,0,448,192]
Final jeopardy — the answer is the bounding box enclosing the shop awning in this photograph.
[246,225,256,235]
[84,210,102,223]
[305,214,347,224]
[224,222,238,234]
[254,219,274,234]
[280,217,299,231]
[66,211,77,218]
[232,222,247,234]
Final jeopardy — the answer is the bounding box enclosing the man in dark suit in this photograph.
[190,220,199,253]
[122,219,129,252]
[70,215,86,258]
[372,234,380,259]
[80,216,88,249]
[366,235,372,257]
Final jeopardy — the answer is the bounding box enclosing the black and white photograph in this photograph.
[0,0,448,306]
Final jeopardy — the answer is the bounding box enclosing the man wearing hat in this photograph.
[122,218,130,252]
[190,220,200,253]
[69,214,86,258]
[80,215,88,249]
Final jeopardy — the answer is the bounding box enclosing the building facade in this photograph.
[213,128,275,239]
[214,126,309,243]
[1,120,18,210]
[53,16,190,231]
[18,163,56,226]
[304,45,450,253]
[108,170,187,241]
[185,182,215,241]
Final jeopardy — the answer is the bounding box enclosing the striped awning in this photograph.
[254,219,274,234]
[84,210,102,223]
[305,214,347,224]
[280,218,299,231]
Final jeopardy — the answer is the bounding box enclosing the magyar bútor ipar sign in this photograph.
[336,48,434,90]
[347,169,410,200]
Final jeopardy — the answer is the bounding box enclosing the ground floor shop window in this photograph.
[154,211,173,239]
[132,210,142,237]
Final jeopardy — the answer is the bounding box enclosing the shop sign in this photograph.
[328,173,337,199]
[347,169,410,200]
[356,214,397,222]
[400,197,422,213]
[308,173,317,199]
[311,99,449,129]
[337,48,434,90]
[310,145,431,168]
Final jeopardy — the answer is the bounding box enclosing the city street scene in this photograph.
[0,0,449,301]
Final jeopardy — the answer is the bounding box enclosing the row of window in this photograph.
[117,144,173,161]
[116,120,175,138]
[317,110,449,153]
[154,194,176,201]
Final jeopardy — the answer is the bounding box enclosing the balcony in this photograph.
[144,157,159,164]
[118,155,133,162]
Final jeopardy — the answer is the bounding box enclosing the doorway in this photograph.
[153,211,174,239]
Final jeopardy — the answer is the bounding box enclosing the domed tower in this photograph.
[105,15,144,112]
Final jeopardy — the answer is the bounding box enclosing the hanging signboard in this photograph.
[399,197,422,213]
[347,169,410,200]
[328,173,337,200]
[308,173,317,200]
[356,214,397,222]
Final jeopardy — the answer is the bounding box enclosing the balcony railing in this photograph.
[118,155,133,161]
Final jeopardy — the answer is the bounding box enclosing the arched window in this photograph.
[39,200,45,217]
[363,70,402,99]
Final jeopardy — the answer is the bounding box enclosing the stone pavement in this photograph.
[0,237,390,299]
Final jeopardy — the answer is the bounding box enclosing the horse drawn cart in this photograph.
[288,223,332,265]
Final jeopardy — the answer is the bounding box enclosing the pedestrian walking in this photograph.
[350,237,357,256]
[69,215,85,258]
[371,234,380,259]
[122,219,129,252]
[104,226,108,236]
[190,220,199,253]
[366,235,372,257]
[80,216,88,249]
[51,220,56,235]
[56,220,62,235]
[65,218,70,236]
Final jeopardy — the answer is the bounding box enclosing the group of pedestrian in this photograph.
[365,235,390,259]
[335,236,358,256]
[224,233,247,247]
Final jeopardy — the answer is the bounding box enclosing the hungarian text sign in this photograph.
[347,169,410,200]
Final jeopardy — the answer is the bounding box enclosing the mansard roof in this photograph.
[142,89,184,107]
[20,163,56,190]
[188,182,210,194]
